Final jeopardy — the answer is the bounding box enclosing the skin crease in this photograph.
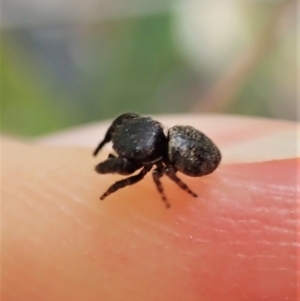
[1,115,299,301]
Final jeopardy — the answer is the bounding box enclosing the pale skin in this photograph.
[2,115,299,301]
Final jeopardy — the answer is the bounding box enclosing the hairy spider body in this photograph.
[93,113,221,207]
[113,117,168,163]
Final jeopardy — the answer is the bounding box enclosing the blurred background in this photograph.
[1,0,297,137]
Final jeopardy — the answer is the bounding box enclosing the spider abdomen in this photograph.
[168,125,221,177]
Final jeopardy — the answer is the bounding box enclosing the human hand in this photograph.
[2,114,299,301]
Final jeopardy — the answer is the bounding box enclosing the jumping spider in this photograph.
[93,112,221,208]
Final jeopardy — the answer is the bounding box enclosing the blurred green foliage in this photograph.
[2,37,75,135]
[1,14,190,136]
[1,2,296,137]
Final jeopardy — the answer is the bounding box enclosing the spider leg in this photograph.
[165,166,198,198]
[152,162,170,208]
[93,112,140,156]
[95,157,141,175]
[100,164,152,200]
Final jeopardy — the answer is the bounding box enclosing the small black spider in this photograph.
[93,112,221,208]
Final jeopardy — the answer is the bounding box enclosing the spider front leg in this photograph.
[93,112,140,156]
[95,157,141,175]
[100,164,152,200]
